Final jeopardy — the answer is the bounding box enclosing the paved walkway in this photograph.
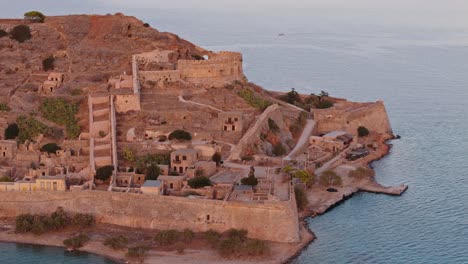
[283,119,315,161]
[177,95,223,112]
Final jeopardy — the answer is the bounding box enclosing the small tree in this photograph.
[24,11,45,23]
[268,118,279,132]
[4,123,19,139]
[63,234,89,249]
[40,143,61,154]
[241,175,258,186]
[126,246,149,261]
[145,164,160,180]
[293,170,315,186]
[95,166,114,182]
[212,152,222,166]
[9,25,31,43]
[358,126,370,137]
[42,56,55,71]
[319,170,342,187]
[168,130,192,141]
[187,176,212,189]
[280,88,301,104]
[0,29,7,38]
[272,143,287,156]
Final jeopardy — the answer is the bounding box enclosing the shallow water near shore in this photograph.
[1,6,468,264]
[0,242,116,263]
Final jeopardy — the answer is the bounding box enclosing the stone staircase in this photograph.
[88,95,118,175]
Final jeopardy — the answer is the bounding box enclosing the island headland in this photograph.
[0,12,407,263]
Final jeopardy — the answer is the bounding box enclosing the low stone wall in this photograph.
[0,190,300,243]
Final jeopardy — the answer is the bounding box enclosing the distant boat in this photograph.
[278,33,285,36]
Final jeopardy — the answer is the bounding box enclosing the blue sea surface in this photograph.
[0,242,116,264]
[1,6,468,264]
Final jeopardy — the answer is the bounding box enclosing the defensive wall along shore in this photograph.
[0,190,300,243]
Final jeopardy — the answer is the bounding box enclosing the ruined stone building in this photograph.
[170,148,201,174]
[40,72,65,95]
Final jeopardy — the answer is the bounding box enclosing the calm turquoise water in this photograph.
[0,242,116,263]
[1,6,468,264]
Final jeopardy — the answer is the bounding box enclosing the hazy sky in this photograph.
[0,0,467,29]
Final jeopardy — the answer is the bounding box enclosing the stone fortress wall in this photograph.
[0,189,300,243]
[136,50,244,87]
[313,100,393,136]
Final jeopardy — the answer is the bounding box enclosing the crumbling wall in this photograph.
[0,190,300,243]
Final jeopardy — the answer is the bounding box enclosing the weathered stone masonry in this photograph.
[0,190,300,243]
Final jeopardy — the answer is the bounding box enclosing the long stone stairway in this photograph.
[88,95,118,187]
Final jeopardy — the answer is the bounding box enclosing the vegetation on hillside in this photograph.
[294,186,309,210]
[9,25,31,43]
[0,29,7,38]
[212,152,222,166]
[40,98,80,139]
[42,56,55,71]
[0,103,11,112]
[238,88,272,110]
[16,115,47,143]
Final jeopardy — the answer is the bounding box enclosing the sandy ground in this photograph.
[0,221,313,264]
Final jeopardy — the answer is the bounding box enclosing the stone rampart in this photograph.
[0,190,300,243]
[313,101,392,136]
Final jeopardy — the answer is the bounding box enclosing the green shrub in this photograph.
[319,170,342,187]
[0,103,11,112]
[42,56,55,71]
[143,23,150,27]
[272,143,287,156]
[126,245,149,260]
[98,131,107,138]
[245,239,269,256]
[279,88,301,104]
[0,176,13,182]
[204,229,221,247]
[104,235,128,250]
[48,207,71,230]
[349,166,375,180]
[9,25,31,43]
[95,165,114,181]
[40,98,80,139]
[227,229,248,241]
[0,29,7,38]
[237,88,272,110]
[168,130,192,141]
[293,170,315,186]
[63,234,89,249]
[358,126,370,137]
[154,229,180,246]
[145,164,160,180]
[24,11,45,23]
[187,176,211,189]
[4,123,19,139]
[218,237,243,257]
[240,175,258,186]
[294,186,308,210]
[71,213,95,227]
[40,143,61,154]
[16,115,47,143]
[212,152,222,166]
[181,229,195,242]
[268,118,279,132]
[15,214,35,233]
[70,89,82,96]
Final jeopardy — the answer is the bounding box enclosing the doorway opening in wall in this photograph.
[206,215,210,221]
